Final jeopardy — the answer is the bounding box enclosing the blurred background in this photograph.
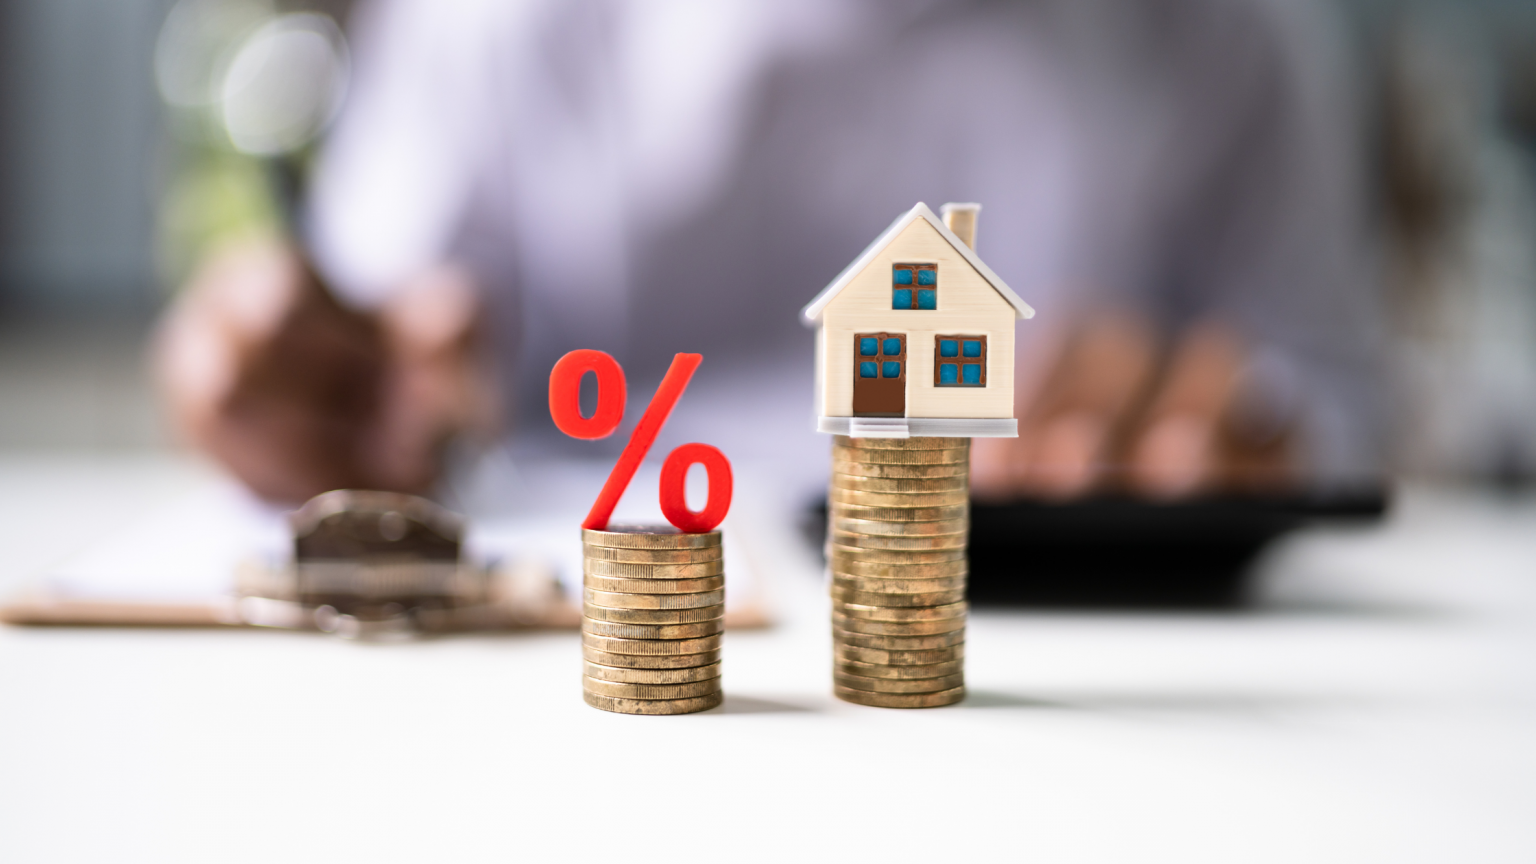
[2,0,1536,591]
[0,0,351,450]
[0,0,1534,469]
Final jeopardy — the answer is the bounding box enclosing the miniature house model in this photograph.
[802,202,1034,438]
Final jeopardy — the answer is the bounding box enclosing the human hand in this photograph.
[155,237,493,504]
[971,316,1295,500]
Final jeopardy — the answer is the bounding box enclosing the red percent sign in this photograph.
[549,350,733,533]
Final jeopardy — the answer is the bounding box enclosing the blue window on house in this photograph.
[892,264,936,309]
[855,332,904,384]
[934,335,986,387]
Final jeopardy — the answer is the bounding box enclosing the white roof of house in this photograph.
[800,202,1036,326]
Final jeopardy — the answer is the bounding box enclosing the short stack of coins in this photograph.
[829,435,968,708]
[581,526,724,715]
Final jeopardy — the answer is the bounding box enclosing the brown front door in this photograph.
[852,332,906,416]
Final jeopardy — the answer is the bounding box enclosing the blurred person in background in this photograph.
[155,0,1385,507]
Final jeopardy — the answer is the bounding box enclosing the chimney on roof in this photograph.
[940,202,980,251]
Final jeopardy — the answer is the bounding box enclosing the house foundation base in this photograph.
[817,417,1018,438]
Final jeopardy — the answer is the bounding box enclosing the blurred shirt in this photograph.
[308,0,1383,490]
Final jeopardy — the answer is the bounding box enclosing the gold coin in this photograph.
[831,587,966,607]
[834,684,965,708]
[582,558,725,579]
[835,455,964,467]
[830,489,969,508]
[835,445,964,461]
[582,526,722,550]
[832,612,965,636]
[830,557,968,579]
[583,574,725,594]
[831,460,969,479]
[835,600,968,622]
[581,604,723,625]
[583,660,723,685]
[582,618,723,640]
[831,532,967,551]
[835,659,965,680]
[835,671,965,694]
[833,626,965,651]
[832,475,969,494]
[830,447,969,465]
[834,435,968,450]
[835,643,965,666]
[582,676,722,700]
[584,587,724,609]
[584,545,723,564]
[836,563,956,579]
[827,544,966,564]
[832,576,966,595]
[835,578,964,599]
[831,517,969,537]
[582,645,720,669]
[832,503,969,523]
[583,690,723,715]
[582,632,722,656]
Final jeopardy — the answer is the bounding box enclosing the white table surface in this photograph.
[1,453,1534,863]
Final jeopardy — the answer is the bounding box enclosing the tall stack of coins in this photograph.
[829,435,968,708]
[581,526,724,715]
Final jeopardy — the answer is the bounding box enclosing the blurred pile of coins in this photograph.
[829,435,968,708]
[582,526,724,714]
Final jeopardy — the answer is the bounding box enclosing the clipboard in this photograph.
[1,482,771,635]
